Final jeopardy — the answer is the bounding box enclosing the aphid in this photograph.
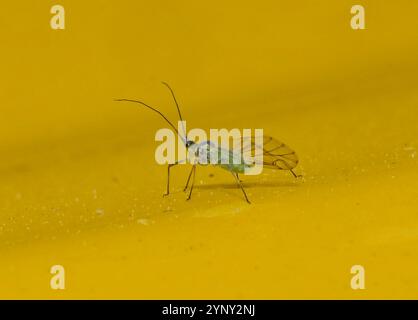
[115,82,299,203]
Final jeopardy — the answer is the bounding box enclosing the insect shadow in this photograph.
[195,180,299,190]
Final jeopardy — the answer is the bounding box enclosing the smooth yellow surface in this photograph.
[1,0,418,299]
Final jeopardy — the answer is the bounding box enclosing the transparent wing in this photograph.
[236,135,299,170]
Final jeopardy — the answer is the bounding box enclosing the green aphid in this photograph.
[115,83,299,203]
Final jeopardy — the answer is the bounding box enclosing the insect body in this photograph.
[188,140,249,173]
[115,83,299,204]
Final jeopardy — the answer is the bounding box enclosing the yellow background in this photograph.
[1,0,418,299]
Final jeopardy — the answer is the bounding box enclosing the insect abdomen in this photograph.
[219,163,247,174]
[217,148,249,173]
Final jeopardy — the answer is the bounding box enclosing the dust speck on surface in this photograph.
[137,218,151,226]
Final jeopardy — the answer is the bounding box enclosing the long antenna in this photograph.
[114,98,186,143]
[161,82,187,140]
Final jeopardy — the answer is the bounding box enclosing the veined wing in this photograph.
[235,135,298,170]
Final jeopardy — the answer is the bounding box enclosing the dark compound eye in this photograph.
[186,141,194,148]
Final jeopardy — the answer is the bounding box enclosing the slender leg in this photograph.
[163,162,178,197]
[231,172,251,204]
[186,165,197,200]
[183,166,195,192]
[290,169,302,178]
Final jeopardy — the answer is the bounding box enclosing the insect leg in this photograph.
[183,166,195,192]
[186,165,197,201]
[231,172,251,204]
[290,169,302,178]
[163,161,178,197]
